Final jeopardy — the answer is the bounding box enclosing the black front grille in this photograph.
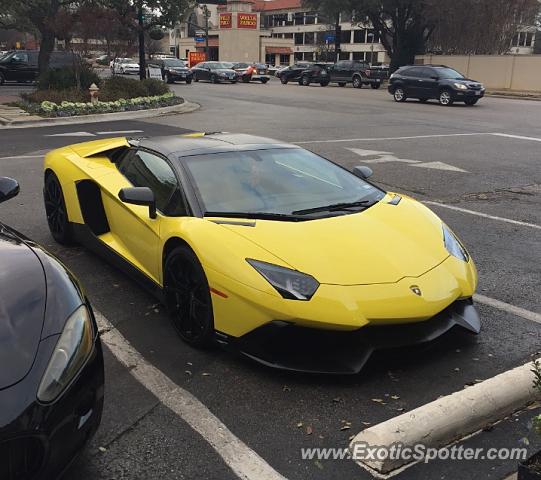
[0,436,45,480]
[467,83,482,90]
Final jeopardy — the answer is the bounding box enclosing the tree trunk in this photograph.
[138,6,146,80]
[38,28,55,74]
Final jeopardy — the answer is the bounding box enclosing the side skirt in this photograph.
[71,223,165,304]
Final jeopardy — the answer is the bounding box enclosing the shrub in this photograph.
[99,76,148,101]
[38,65,101,91]
[141,78,169,96]
[21,88,89,104]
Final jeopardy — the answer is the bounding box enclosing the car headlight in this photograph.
[454,83,468,90]
[247,259,319,300]
[37,305,94,403]
[443,225,469,262]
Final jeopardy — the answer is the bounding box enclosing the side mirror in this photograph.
[118,187,156,219]
[352,166,374,180]
[0,177,20,204]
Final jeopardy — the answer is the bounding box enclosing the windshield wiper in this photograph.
[204,211,305,222]
[292,200,378,216]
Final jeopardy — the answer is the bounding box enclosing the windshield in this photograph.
[120,58,135,64]
[183,148,385,218]
[209,62,233,70]
[163,59,186,67]
[435,67,464,79]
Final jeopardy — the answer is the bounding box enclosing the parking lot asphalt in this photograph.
[0,79,540,480]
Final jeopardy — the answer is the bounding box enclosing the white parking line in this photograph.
[94,311,287,480]
[45,132,96,137]
[0,154,43,160]
[474,294,541,324]
[491,133,541,142]
[96,130,144,135]
[424,201,541,230]
[296,133,493,144]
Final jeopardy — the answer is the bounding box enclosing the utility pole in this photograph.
[334,12,341,63]
[138,4,147,80]
[203,4,210,58]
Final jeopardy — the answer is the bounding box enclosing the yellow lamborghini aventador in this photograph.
[43,132,479,373]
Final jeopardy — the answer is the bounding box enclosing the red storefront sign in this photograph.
[238,13,257,29]
[220,13,232,29]
[189,51,207,68]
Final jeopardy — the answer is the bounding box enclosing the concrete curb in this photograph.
[349,357,541,475]
[486,93,541,101]
[0,100,200,128]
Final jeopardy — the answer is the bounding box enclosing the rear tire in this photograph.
[261,78,269,84]
[393,86,407,102]
[186,78,192,84]
[464,98,479,106]
[44,172,75,245]
[164,246,215,348]
[371,83,381,90]
[280,76,288,84]
[320,81,329,87]
[0,72,4,85]
[338,82,346,87]
[301,75,310,86]
[439,89,454,106]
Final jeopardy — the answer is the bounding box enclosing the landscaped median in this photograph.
[15,71,184,118]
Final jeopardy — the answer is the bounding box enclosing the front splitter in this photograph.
[216,300,480,374]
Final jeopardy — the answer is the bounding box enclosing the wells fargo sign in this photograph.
[237,13,257,29]
[188,51,206,68]
[219,13,232,29]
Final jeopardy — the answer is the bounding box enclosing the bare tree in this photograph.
[428,0,540,54]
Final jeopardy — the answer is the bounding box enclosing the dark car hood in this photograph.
[0,224,46,390]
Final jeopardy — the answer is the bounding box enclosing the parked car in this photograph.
[0,50,79,85]
[277,63,313,84]
[388,64,485,106]
[191,61,239,84]
[0,176,104,479]
[298,60,385,88]
[112,58,139,75]
[95,54,111,66]
[151,58,193,84]
[231,62,270,83]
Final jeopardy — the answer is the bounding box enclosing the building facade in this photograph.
[171,0,389,66]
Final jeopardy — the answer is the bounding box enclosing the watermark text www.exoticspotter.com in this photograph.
[301,442,528,463]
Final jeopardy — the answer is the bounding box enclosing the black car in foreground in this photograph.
[191,61,239,84]
[277,63,313,84]
[0,177,104,480]
[388,64,485,106]
[152,58,193,84]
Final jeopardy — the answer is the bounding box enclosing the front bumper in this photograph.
[169,71,192,81]
[219,299,480,374]
[453,88,485,99]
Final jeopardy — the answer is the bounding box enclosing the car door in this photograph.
[332,61,347,82]
[97,148,187,284]
[401,67,424,96]
[418,67,439,98]
[5,52,31,82]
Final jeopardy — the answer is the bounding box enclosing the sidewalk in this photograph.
[486,90,541,100]
[0,102,42,124]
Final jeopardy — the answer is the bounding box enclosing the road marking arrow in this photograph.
[411,161,468,172]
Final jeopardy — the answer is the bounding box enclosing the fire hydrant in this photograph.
[89,83,100,104]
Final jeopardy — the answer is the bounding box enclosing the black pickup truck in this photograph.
[298,60,387,89]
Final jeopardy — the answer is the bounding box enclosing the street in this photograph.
[1,80,540,480]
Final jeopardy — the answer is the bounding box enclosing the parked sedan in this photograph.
[152,58,193,84]
[388,64,485,106]
[191,61,239,83]
[0,177,104,479]
[113,58,140,75]
[277,63,313,84]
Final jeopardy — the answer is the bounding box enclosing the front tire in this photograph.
[439,89,454,106]
[280,76,288,84]
[261,78,269,84]
[464,98,479,106]
[393,86,407,102]
[371,82,381,90]
[165,73,173,84]
[338,82,346,87]
[320,81,329,87]
[242,75,250,83]
[301,75,310,86]
[44,172,74,245]
[352,76,362,89]
[186,78,192,84]
[210,74,218,84]
[164,246,215,348]
[0,72,4,85]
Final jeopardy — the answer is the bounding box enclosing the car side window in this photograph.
[421,67,436,78]
[12,52,28,63]
[406,67,424,78]
[117,149,187,216]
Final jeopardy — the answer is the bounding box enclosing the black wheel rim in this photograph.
[165,256,211,342]
[44,177,66,237]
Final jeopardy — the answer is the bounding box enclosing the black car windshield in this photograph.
[182,148,385,217]
[208,62,232,70]
[163,59,186,67]
[434,67,465,79]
